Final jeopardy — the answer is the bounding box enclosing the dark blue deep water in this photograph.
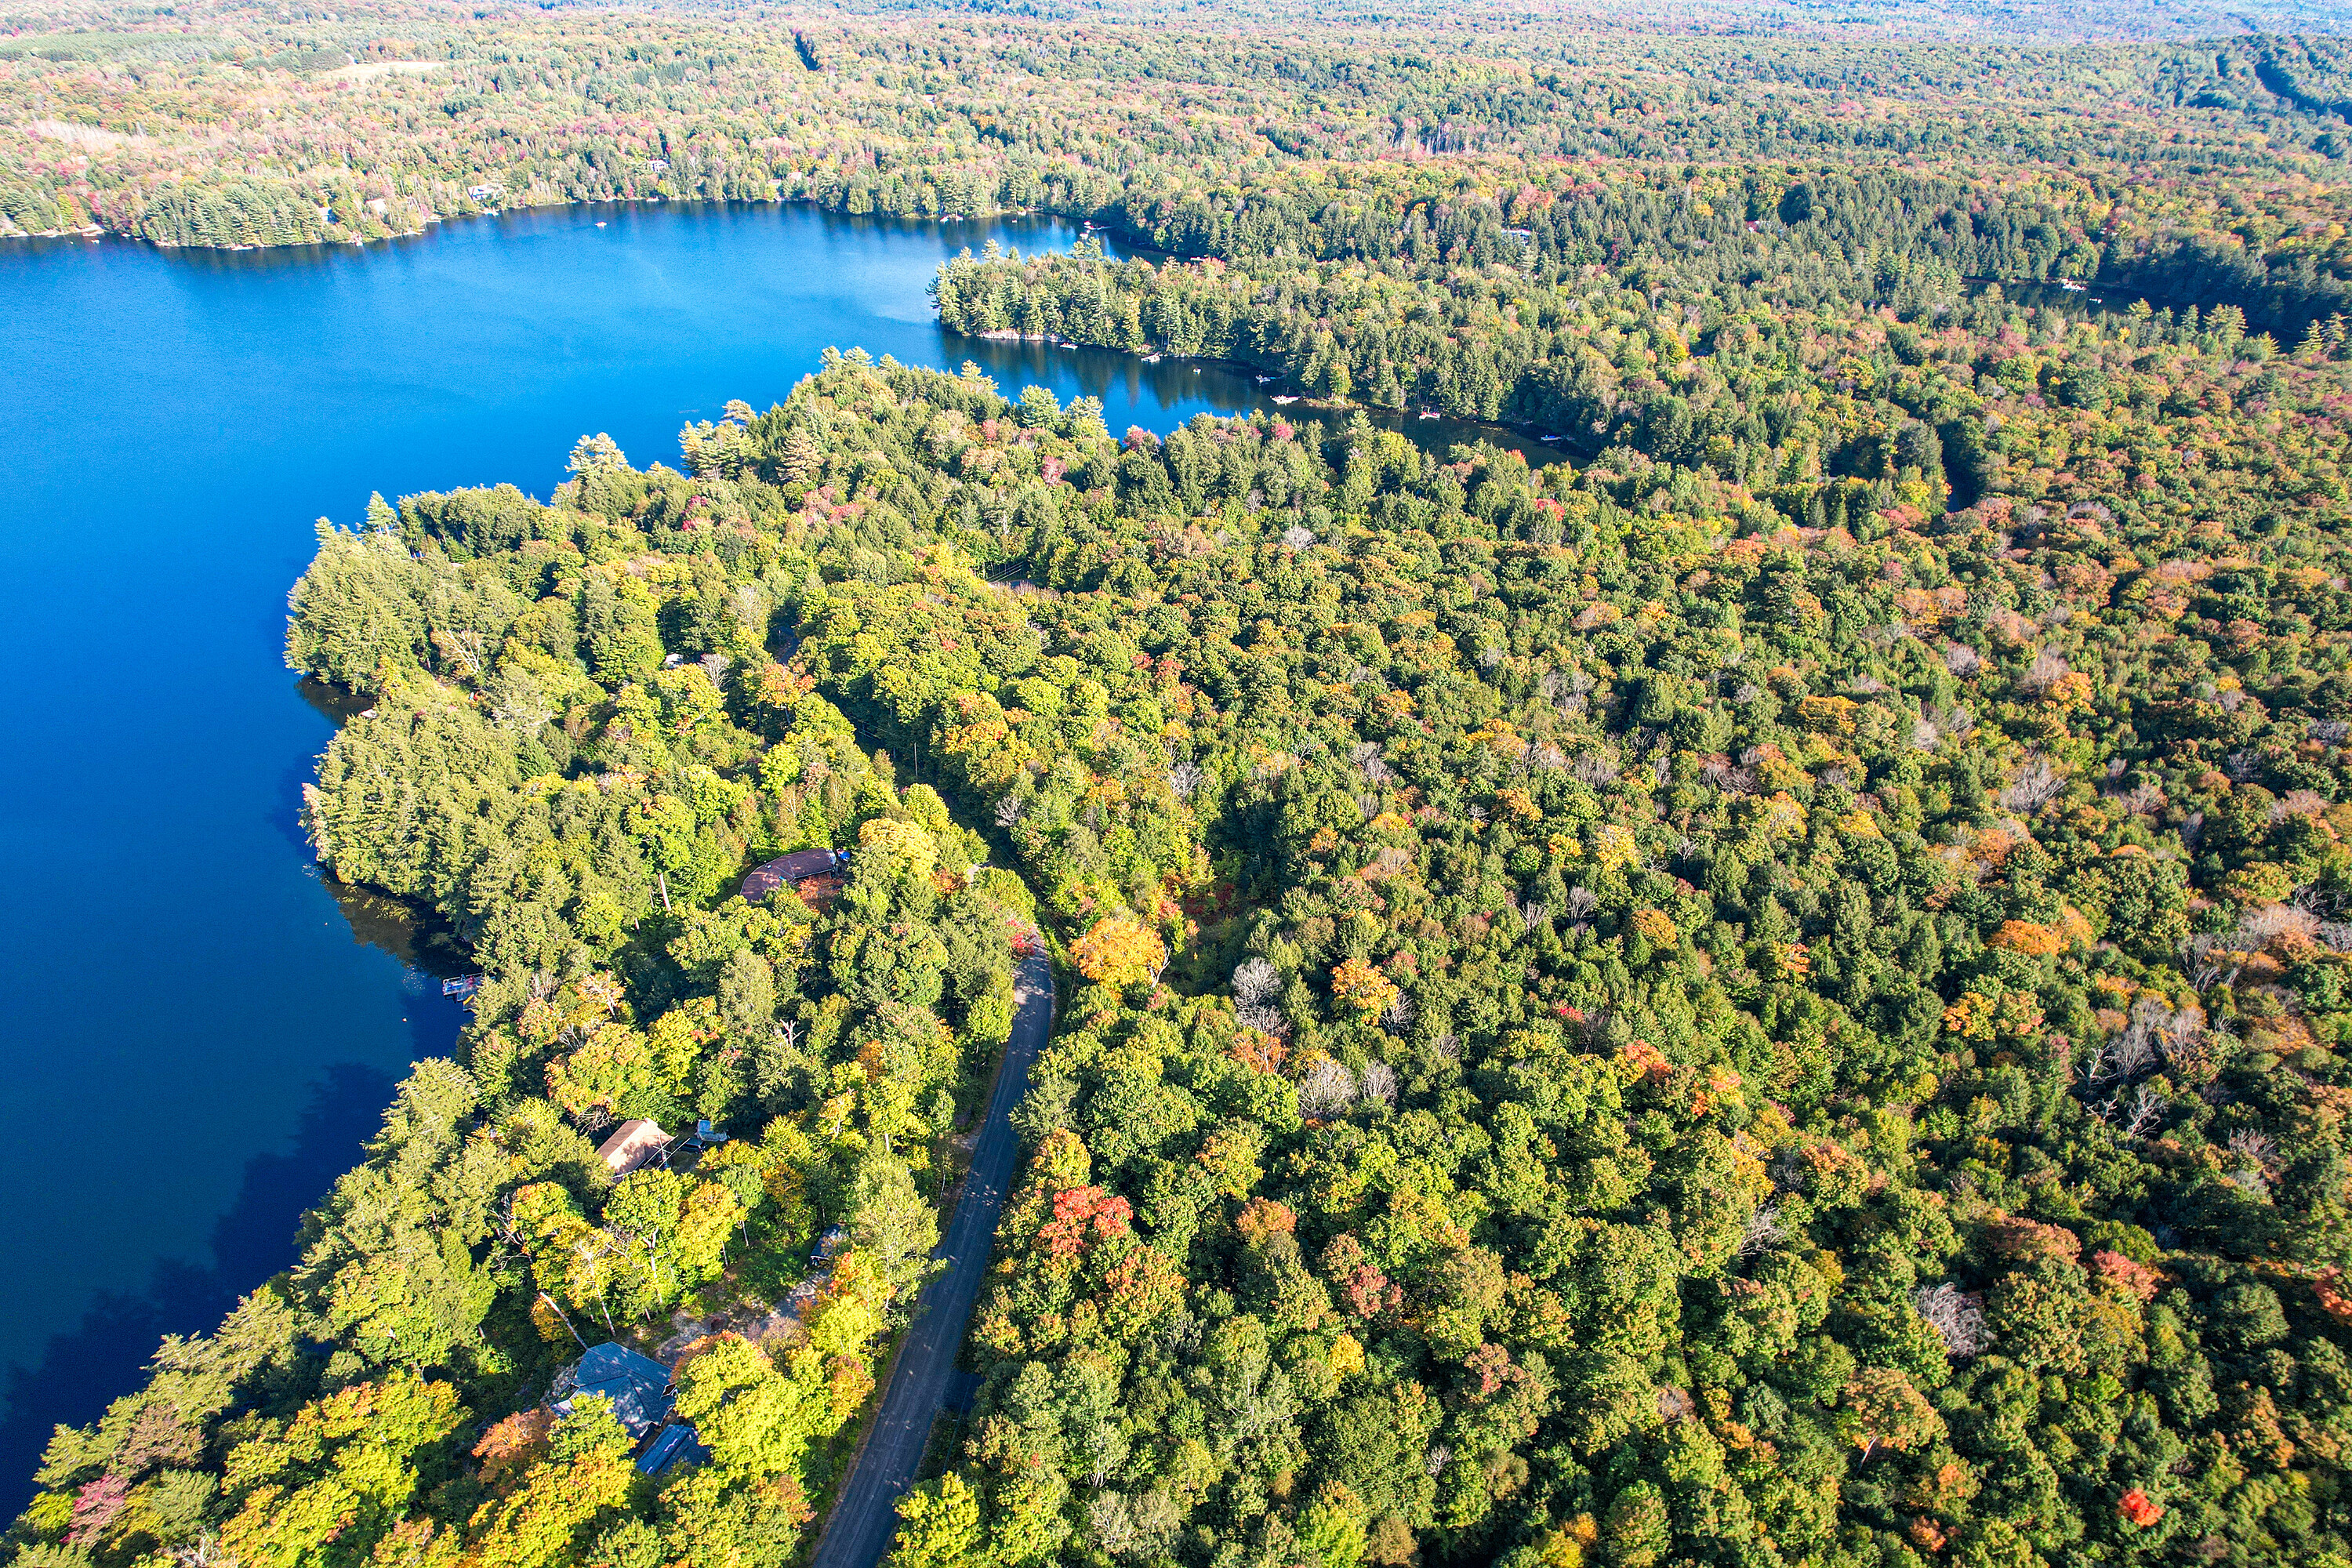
[0,200,1272,1508]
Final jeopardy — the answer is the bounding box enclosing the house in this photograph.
[550,1342,673,1439]
[636,1421,710,1476]
[739,848,841,903]
[596,1119,671,1178]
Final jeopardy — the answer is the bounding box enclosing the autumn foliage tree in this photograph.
[1072,916,1167,991]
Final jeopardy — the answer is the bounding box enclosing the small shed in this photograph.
[636,1421,709,1476]
[552,1342,673,1439]
[597,1120,671,1178]
[739,848,840,903]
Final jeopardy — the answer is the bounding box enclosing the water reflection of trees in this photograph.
[938,331,1559,464]
[294,677,474,982]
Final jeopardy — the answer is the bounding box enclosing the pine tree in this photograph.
[777,427,823,483]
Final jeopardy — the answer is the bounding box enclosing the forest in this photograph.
[6,423,1043,1566]
[12,151,2352,1564]
[4,0,2352,306]
[10,0,2352,1566]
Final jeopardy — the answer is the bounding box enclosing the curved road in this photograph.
[808,947,1055,1568]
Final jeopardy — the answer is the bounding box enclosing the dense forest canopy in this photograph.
[5,0,2352,279]
[12,1,2352,1566]
[19,292,2352,1568]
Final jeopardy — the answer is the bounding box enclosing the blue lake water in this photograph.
[0,200,1278,1508]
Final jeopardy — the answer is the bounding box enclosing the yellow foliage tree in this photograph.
[1073,916,1167,989]
[807,1249,892,1359]
[1330,957,1399,1019]
[858,815,939,884]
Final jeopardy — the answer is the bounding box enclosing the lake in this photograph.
[0,199,1284,1510]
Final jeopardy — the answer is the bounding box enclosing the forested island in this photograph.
[11,0,2352,1566]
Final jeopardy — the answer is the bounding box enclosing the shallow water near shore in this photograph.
[0,198,1283,1511]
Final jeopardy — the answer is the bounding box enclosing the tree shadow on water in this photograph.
[0,1059,400,1516]
[278,688,473,982]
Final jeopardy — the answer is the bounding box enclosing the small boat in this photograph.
[596,221,607,228]
[1144,354,1163,363]
[441,975,483,999]
[1254,374,1274,384]
[1417,410,1439,419]
[1272,395,1299,405]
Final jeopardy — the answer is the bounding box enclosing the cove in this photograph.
[0,199,1277,1513]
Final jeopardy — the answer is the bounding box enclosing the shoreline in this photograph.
[943,325,1584,465]
[0,192,1075,255]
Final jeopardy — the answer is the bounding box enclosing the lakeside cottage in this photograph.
[550,1342,673,1439]
[546,1342,709,1477]
[595,1119,670,1178]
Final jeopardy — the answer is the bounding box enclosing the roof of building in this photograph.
[596,1119,671,1177]
[636,1421,710,1476]
[739,849,839,902]
[553,1342,673,1439]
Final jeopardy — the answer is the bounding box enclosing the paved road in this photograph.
[808,948,1055,1568]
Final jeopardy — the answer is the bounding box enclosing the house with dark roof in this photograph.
[550,1343,673,1439]
[637,1421,710,1476]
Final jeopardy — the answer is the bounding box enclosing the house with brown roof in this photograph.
[739,848,842,904]
[596,1119,671,1178]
